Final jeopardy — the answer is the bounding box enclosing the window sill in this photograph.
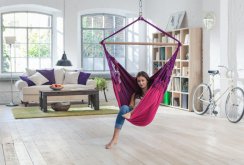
[0,73,22,81]
[0,72,137,81]
[89,71,137,79]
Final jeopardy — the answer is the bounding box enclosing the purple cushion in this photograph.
[37,69,55,85]
[20,76,35,86]
[78,71,91,85]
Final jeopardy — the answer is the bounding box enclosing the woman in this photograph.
[105,71,151,149]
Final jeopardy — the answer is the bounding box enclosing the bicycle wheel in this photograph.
[225,87,244,123]
[192,83,212,115]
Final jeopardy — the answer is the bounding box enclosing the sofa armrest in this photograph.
[86,79,96,88]
[15,80,28,91]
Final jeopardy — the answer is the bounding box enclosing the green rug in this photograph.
[12,106,119,119]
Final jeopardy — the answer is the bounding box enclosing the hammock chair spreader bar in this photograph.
[104,41,178,46]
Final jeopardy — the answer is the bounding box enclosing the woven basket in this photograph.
[51,102,70,111]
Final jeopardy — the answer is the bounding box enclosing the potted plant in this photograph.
[94,77,108,102]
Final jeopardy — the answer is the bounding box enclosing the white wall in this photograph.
[145,0,202,29]
[202,0,220,83]
[228,0,244,85]
[0,0,62,9]
[201,0,228,116]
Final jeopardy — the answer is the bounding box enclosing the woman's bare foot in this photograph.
[122,112,131,119]
[105,140,117,149]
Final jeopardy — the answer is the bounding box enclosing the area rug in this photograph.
[12,105,119,119]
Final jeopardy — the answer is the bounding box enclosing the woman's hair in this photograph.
[135,71,151,98]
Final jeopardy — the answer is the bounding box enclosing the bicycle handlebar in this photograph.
[218,65,229,70]
[218,65,244,71]
[217,65,233,79]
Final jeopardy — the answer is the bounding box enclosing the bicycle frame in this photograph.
[199,74,234,108]
[193,66,244,122]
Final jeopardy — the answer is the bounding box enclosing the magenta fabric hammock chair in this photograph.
[100,16,181,126]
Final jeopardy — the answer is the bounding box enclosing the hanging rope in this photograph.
[139,0,143,17]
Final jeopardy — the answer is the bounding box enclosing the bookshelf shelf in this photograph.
[152,28,202,111]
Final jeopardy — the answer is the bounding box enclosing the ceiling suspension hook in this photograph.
[139,0,143,17]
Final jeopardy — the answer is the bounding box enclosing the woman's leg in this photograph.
[105,105,131,149]
[122,109,134,119]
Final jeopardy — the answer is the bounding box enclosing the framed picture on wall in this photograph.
[166,11,186,31]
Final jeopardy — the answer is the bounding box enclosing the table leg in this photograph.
[92,93,99,110]
[39,92,43,111]
[88,95,91,107]
[43,94,47,112]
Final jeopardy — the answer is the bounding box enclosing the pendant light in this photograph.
[56,0,72,66]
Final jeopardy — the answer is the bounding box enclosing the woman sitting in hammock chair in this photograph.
[105,71,151,149]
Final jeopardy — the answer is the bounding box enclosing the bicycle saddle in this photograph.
[208,70,219,75]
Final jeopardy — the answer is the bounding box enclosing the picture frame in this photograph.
[166,11,186,31]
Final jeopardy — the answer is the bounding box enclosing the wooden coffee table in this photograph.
[39,89,99,112]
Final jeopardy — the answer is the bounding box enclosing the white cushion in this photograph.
[63,71,79,84]
[28,72,49,85]
[54,68,65,84]
[25,68,36,76]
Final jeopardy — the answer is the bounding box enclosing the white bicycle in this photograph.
[192,66,244,123]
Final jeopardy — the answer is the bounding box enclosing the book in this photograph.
[156,52,160,61]
[153,63,159,73]
[175,34,180,42]
[167,78,172,91]
[182,67,189,76]
[163,91,171,105]
[168,38,174,43]
[181,78,188,92]
[160,47,165,60]
[173,77,180,91]
[153,38,158,43]
[182,94,188,109]
[162,36,168,43]
[173,97,179,106]
[184,34,189,44]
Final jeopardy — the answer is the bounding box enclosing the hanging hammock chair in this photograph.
[100,16,181,127]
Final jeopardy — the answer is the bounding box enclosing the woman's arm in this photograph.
[122,93,135,119]
[129,93,135,110]
[122,93,136,119]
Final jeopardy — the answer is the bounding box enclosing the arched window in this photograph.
[81,14,126,71]
[1,11,52,73]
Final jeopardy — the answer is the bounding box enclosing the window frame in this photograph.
[81,13,127,72]
[1,11,53,73]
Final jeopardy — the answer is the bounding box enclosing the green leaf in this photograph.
[94,77,107,91]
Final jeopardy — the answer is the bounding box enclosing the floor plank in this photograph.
[14,140,32,165]
[24,142,46,165]
[0,144,5,165]
[0,104,244,164]
[2,142,19,165]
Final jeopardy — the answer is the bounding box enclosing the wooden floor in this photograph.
[0,101,244,165]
